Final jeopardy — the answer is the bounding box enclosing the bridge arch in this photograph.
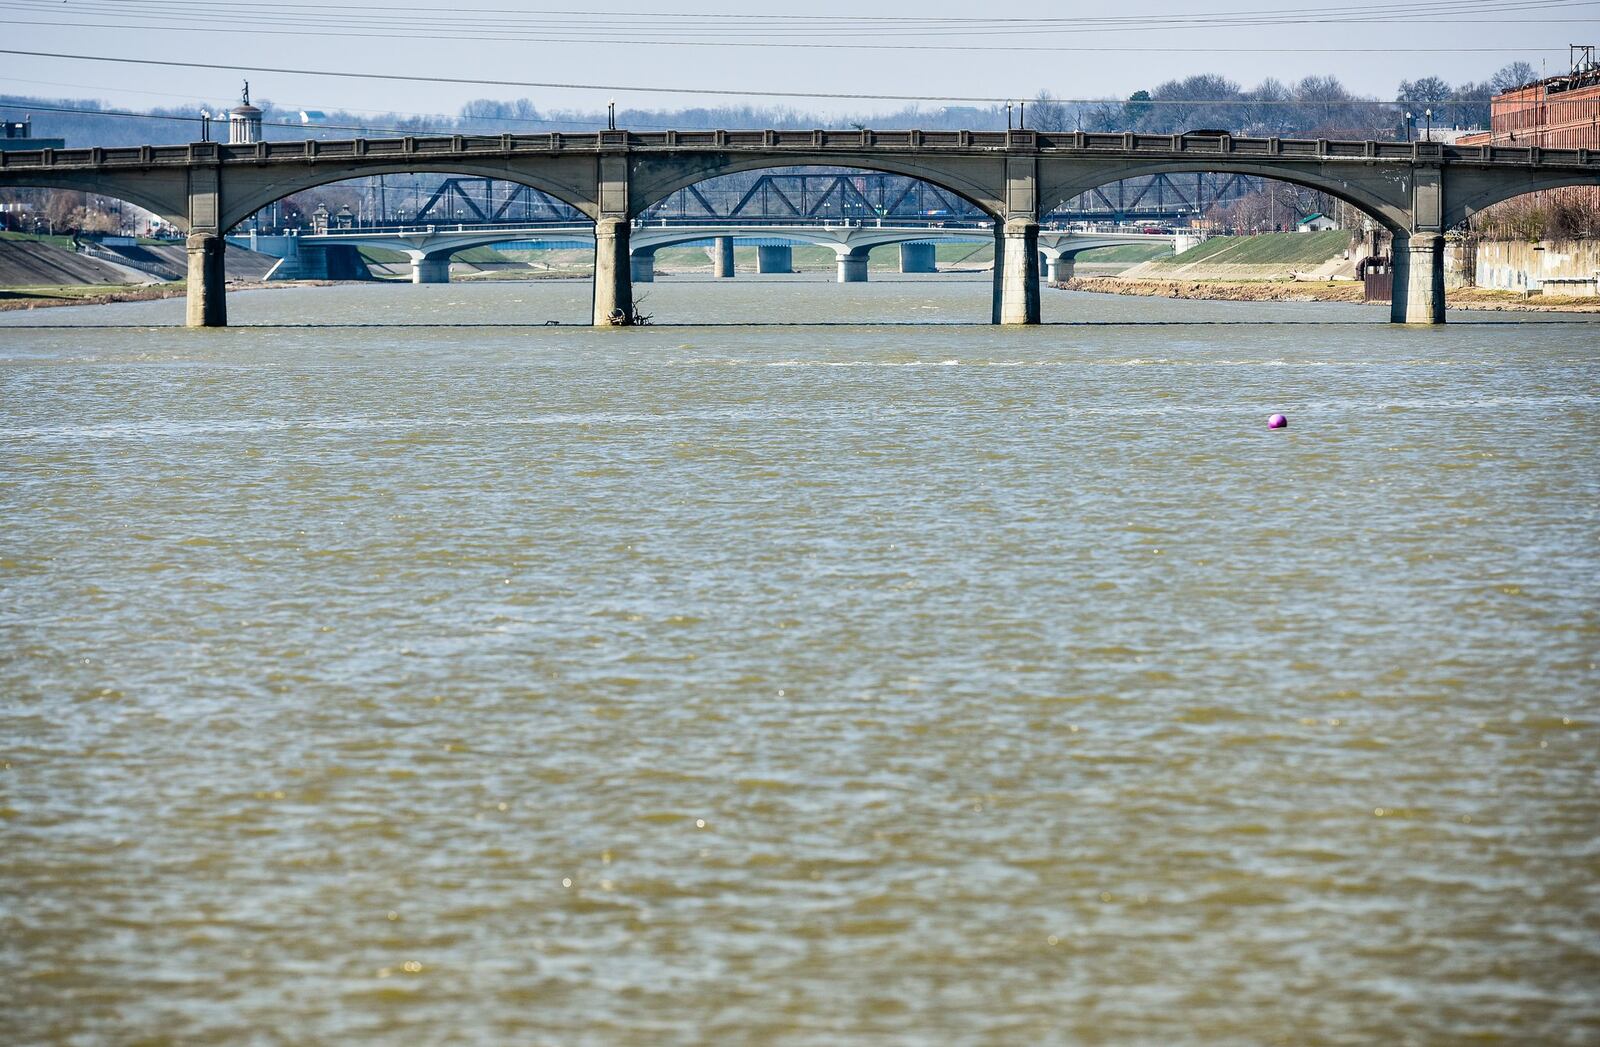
[217,161,601,232]
[1039,160,1413,235]
[1445,169,1600,229]
[628,155,1006,219]
[0,171,189,230]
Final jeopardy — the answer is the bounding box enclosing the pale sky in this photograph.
[2,0,1592,119]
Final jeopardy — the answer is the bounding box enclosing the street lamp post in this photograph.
[1006,102,1014,130]
[1424,108,1434,141]
[1404,111,1414,143]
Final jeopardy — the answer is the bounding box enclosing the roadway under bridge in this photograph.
[2,128,1595,326]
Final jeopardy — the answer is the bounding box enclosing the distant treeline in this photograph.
[0,62,1538,147]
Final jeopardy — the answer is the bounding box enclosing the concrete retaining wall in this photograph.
[1474,238,1600,294]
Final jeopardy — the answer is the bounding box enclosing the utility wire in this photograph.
[4,0,1594,40]
[0,97,763,134]
[3,13,1593,43]
[14,0,1596,27]
[0,98,1466,136]
[0,50,1557,105]
[0,19,1572,54]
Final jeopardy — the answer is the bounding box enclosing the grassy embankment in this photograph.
[1109,229,1351,280]
[1062,230,1353,302]
[1,230,178,307]
[0,284,190,309]
[0,229,174,249]
[1064,230,1600,311]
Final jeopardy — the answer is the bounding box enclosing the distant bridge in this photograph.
[352,170,1254,227]
[3,127,1595,325]
[231,222,1182,284]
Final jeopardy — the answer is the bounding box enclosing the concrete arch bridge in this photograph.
[234,222,1181,285]
[3,127,1594,326]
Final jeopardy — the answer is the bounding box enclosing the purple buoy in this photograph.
[1268,414,1288,429]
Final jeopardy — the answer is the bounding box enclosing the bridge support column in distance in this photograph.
[995,217,1041,325]
[630,249,656,283]
[713,236,735,278]
[899,242,937,273]
[411,252,451,284]
[1045,254,1075,284]
[756,244,792,274]
[593,216,634,325]
[185,231,227,328]
[1390,234,1446,324]
[836,248,870,283]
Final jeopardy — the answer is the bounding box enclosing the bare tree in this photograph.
[1490,62,1538,94]
[1029,91,1071,132]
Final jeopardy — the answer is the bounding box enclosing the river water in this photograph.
[2,276,1598,1045]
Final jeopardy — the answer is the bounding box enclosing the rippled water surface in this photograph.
[3,278,1598,1044]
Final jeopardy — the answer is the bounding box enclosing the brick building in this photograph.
[1458,48,1600,149]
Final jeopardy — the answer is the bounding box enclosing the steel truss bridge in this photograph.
[315,171,1258,230]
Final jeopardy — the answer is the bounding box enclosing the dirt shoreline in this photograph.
[8,274,1598,315]
[0,280,338,312]
[1059,276,1600,313]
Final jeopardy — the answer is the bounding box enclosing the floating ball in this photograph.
[1268,414,1288,429]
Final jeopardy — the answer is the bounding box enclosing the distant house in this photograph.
[1297,213,1338,232]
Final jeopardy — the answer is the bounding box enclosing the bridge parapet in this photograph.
[3,131,1597,174]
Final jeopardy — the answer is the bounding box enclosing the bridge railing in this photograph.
[0,132,1592,171]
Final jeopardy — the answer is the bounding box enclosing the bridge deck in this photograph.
[1,130,1593,173]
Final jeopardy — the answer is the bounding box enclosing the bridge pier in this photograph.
[631,249,656,283]
[756,244,792,274]
[1045,254,1075,284]
[899,242,937,273]
[593,216,633,325]
[411,252,451,284]
[836,248,870,283]
[713,236,735,278]
[994,218,1041,325]
[1391,234,1446,324]
[185,232,227,328]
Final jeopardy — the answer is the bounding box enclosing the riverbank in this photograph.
[0,280,329,312]
[1061,276,1600,313]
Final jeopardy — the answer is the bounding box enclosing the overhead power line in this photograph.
[0,0,1593,48]
[0,100,461,137]
[0,50,1561,106]
[0,20,1572,54]
[8,0,1595,28]
[0,94,1478,131]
